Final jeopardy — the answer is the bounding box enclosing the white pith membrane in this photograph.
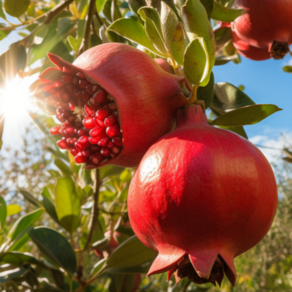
[36,66,123,168]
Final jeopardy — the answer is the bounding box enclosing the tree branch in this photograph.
[78,0,97,56]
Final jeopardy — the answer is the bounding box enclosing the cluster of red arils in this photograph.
[35,43,187,169]
[39,67,123,168]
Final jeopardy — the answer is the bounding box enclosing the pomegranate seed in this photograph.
[67,84,74,93]
[112,137,123,146]
[67,138,78,144]
[83,117,95,129]
[101,147,111,156]
[95,118,106,128]
[89,137,100,144]
[98,137,110,147]
[64,127,74,135]
[76,72,86,79]
[83,149,93,157]
[96,108,110,119]
[69,103,75,110]
[108,103,117,110]
[104,115,117,127]
[86,84,100,94]
[61,75,72,83]
[112,146,121,154]
[79,79,89,89]
[62,93,70,102]
[90,127,104,137]
[91,145,100,152]
[53,80,63,87]
[107,141,114,148]
[85,105,95,116]
[82,90,91,102]
[75,136,90,150]
[72,77,79,85]
[75,153,87,164]
[70,148,79,156]
[68,116,76,123]
[57,139,69,149]
[91,90,109,104]
[90,153,103,165]
[50,126,60,135]
[78,128,89,136]
[106,124,121,137]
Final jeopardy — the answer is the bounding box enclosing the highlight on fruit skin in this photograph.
[232,0,292,60]
[128,105,278,286]
[35,43,188,169]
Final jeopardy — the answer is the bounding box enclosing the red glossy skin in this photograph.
[45,43,187,167]
[128,105,278,286]
[232,30,271,61]
[154,58,175,74]
[233,0,292,51]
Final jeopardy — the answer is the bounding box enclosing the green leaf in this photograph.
[108,18,163,56]
[101,236,157,274]
[211,104,282,126]
[90,258,107,276]
[28,227,77,274]
[8,234,30,252]
[0,265,27,283]
[138,7,169,57]
[19,190,41,207]
[55,176,80,234]
[217,125,248,139]
[283,65,292,73]
[0,196,6,230]
[210,82,255,115]
[42,197,60,225]
[200,0,214,18]
[1,252,47,268]
[128,0,146,15]
[160,1,185,65]
[183,37,209,85]
[96,0,107,12]
[54,158,73,176]
[6,205,22,216]
[211,1,245,22]
[214,25,232,51]
[3,0,30,17]
[68,35,79,51]
[57,18,76,36]
[197,72,214,108]
[6,208,43,249]
[181,0,215,85]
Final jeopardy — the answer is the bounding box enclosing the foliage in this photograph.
[0,0,289,291]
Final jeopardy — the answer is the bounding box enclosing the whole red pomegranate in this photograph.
[128,105,277,286]
[232,0,292,59]
[36,43,187,168]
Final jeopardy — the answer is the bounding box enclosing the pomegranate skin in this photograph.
[154,58,175,74]
[233,0,292,59]
[39,43,187,168]
[128,105,278,286]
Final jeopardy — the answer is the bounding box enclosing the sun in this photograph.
[0,76,33,119]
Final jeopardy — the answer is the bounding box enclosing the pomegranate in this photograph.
[36,43,187,168]
[154,58,174,74]
[232,0,292,59]
[128,105,277,286]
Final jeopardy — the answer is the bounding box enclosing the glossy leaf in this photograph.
[283,66,292,73]
[0,0,6,20]
[128,0,146,15]
[138,7,169,57]
[211,1,245,22]
[6,205,22,216]
[55,176,80,234]
[42,197,60,225]
[4,0,30,17]
[57,18,76,36]
[54,158,73,176]
[210,82,255,115]
[19,190,41,207]
[108,18,163,56]
[7,208,43,244]
[181,0,215,85]
[214,25,232,51]
[0,196,6,230]
[1,252,47,268]
[0,265,27,283]
[28,227,77,274]
[197,72,214,108]
[200,0,214,18]
[184,37,208,85]
[8,233,30,252]
[161,1,184,65]
[100,235,157,274]
[211,104,282,126]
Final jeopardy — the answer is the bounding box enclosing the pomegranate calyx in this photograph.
[176,105,208,128]
[269,40,290,60]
